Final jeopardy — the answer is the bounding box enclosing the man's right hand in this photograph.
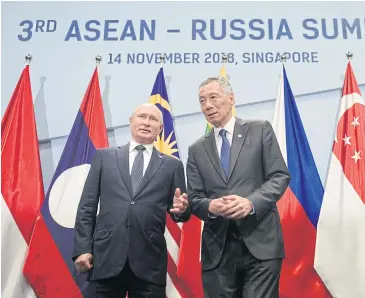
[75,253,93,273]
[208,198,227,216]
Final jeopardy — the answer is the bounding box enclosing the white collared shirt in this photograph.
[213,116,236,157]
[129,140,154,175]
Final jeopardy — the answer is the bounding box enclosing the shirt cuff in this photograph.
[208,213,217,219]
[249,201,256,215]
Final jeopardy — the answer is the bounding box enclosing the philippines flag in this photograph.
[23,65,109,297]
[272,66,331,297]
[314,62,365,298]
[2,63,44,298]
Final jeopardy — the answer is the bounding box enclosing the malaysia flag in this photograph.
[314,61,365,298]
[23,65,109,297]
[272,66,331,297]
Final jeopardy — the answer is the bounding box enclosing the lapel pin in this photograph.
[238,134,242,138]
[158,155,163,159]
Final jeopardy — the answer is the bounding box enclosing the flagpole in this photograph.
[346,51,353,60]
[280,54,288,65]
[343,51,353,94]
[95,55,102,69]
[221,53,227,66]
[25,54,32,66]
[159,53,166,69]
[220,53,227,79]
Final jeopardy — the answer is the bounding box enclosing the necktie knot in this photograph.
[135,145,146,152]
[219,129,228,138]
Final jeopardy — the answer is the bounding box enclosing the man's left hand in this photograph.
[220,195,253,219]
[170,188,188,215]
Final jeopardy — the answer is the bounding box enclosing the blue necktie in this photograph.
[131,145,146,195]
[219,129,230,178]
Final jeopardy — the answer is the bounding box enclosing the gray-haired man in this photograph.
[187,76,291,298]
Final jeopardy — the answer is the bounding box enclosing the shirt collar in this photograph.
[214,116,236,139]
[129,139,154,155]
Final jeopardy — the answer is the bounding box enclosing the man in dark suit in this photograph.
[72,103,191,298]
[187,76,291,298]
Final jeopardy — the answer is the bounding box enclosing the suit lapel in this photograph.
[133,148,163,198]
[203,131,227,183]
[228,119,249,180]
[115,144,133,197]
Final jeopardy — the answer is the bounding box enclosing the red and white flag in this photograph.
[176,216,204,298]
[314,62,365,298]
[1,64,44,298]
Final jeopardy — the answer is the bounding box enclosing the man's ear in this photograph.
[159,124,164,135]
[229,93,235,107]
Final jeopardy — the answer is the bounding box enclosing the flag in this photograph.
[272,66,331,298]
[177,64,235,297]
[175,214,204,298]
[148,67,195,298]
[314,62,365,298]
[1,63,44,298]
[23,66,109,297]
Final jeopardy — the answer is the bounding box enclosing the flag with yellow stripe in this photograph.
[148,67,196,298]
[148,67,179,158]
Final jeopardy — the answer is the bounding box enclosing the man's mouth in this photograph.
[139,128,151,133]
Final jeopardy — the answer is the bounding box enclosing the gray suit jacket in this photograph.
[72,144,191,285]
[187,118,291,271]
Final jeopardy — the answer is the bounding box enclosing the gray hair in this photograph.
[133,103,163,123]
[199,76,233,95]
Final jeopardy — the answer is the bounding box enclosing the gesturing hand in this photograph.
[170,188,188,215]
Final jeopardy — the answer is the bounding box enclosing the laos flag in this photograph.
[272,66,331,298]
[23,66,109,298]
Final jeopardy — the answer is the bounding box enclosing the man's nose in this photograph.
[206,98,215,108]
[142,119,150,126]
[205,101,214,110]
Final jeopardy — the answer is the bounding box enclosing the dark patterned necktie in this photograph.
[131,145,146,195]
[219,129,230,178]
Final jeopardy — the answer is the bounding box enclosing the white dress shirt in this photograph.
[213,116,236,156]
[129,140,154,175]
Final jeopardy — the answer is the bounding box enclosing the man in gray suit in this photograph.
[72,103,191,298]
[187,76,291,298]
